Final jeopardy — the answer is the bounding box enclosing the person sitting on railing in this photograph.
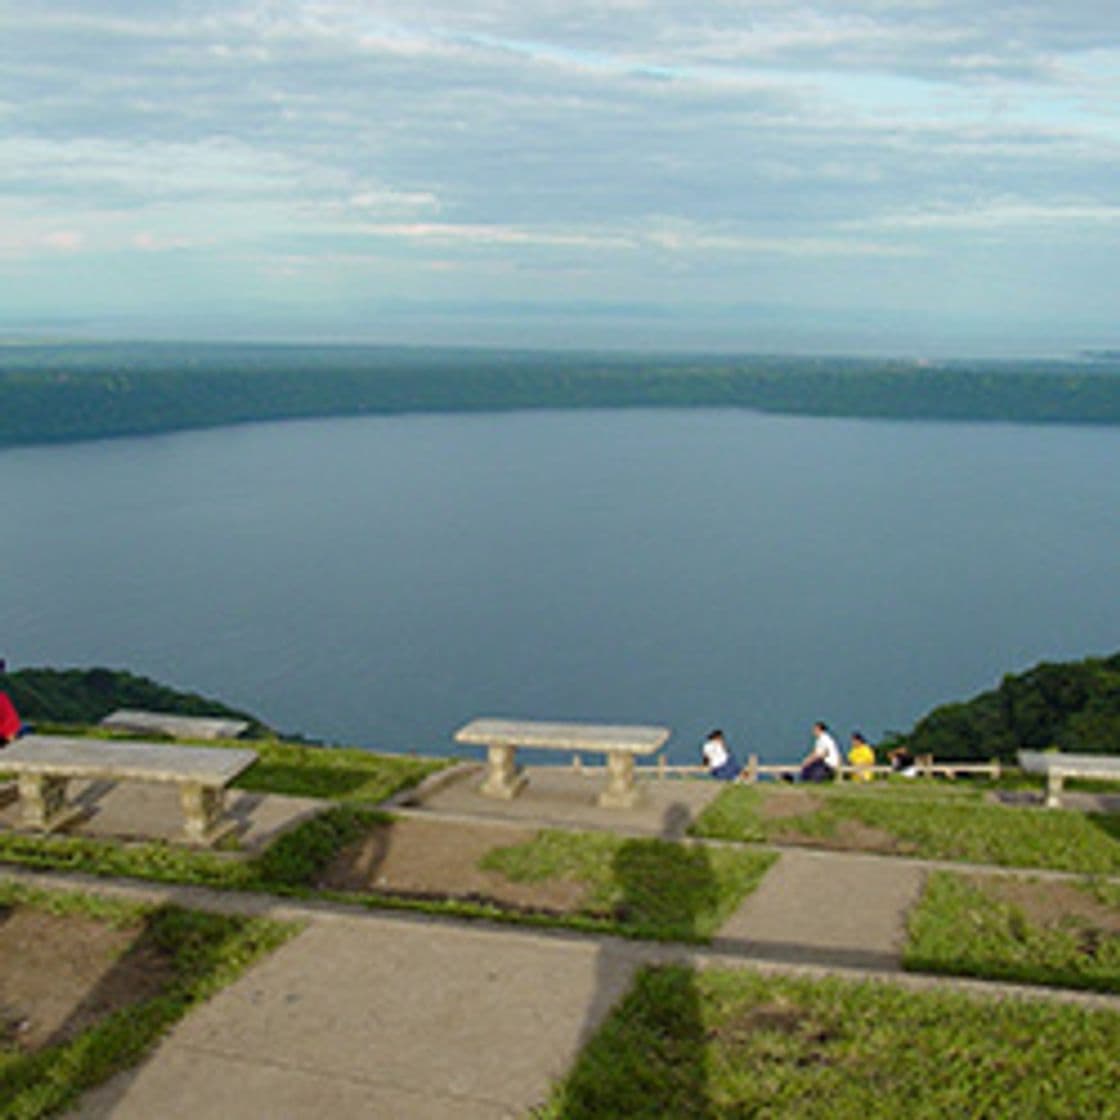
[796,722,841,782]
[701,729,742,781]
[847,731,876,781]
[887,743,918,777]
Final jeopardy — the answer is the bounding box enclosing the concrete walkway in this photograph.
[714,847,927,970]
[0,847,1092,1119]
[70,909,651,1120]
[0,767,1109,1118]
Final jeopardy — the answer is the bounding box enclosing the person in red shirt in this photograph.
[0,691,24,744]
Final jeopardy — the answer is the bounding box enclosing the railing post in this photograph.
[746,753,759,783]
[658,754,667,780]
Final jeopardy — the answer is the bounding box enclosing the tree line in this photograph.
[2,342,1118,447]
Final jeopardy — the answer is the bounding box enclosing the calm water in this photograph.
[2,409,1117,765]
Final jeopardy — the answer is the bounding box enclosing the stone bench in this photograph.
[453,718,669,809]
[0,735,258,845]
[1018,749,1120,808]
[100,708,250,741]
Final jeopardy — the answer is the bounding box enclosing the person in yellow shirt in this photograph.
[847,731,876,781]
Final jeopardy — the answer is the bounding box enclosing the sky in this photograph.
[1,2,1118,356]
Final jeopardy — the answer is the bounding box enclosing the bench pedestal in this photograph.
[179,782,232,845]
[17,773,82,832]
[479,744,528,800]
[1044,772,1064,809]
[597,750,645,809]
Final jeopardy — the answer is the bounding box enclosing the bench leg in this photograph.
[479,743,527,800]
[18,774,71,830]
[598,750,644,810]
[1045,772,1064,809]
[180,783,226,844]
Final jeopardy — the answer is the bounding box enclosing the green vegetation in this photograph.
[905,872,1120,994]
[480,830,777,941]
[897,649,1120,762]
[0,665,447,803]
[692,785,1120,873]
[2,342,1118,449]
[230,738,443,803]
[0,806,377,894]
[0,813,773,943]
[1,666,271,738]
[538,964,1120,1119]
[0,882,296,1120]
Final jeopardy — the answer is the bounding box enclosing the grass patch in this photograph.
[905,871,1120,993]
[230,740,445,804]
[480,830,777,941]
[0,806,380,895]
[0,882,296,1120]
[693,785,1120,873]
[537,964,1120,1119]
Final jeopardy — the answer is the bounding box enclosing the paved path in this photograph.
[714,847,927,970]
[70,910,651,1120]
[0,834,1103,1118]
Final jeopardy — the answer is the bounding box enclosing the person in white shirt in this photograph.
[701,729,742,781]
[798,721,840,782]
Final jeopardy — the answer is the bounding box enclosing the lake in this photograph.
[2,408,1117,766]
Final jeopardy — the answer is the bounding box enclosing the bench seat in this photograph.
[1,735,258,844]
[1018,749,1120,808]
[454,718,669,809]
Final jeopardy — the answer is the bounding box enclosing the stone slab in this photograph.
[455,718,670,755]
[68,916,645,1119]
[714,847,926,970]
[0,780,324,852]
[411,765,723,838]
[1018,750,1120,778]
[100,709,250,741]
[3,736,258,785]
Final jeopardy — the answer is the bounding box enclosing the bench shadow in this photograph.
[553,801,716,1118]
[29,903,258,1117]
[233,762,372,799]
[1087,810,1120,846]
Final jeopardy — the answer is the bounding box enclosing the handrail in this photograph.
[564,751,1002,780]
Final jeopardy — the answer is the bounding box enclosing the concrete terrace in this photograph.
[0,763,1114,1118]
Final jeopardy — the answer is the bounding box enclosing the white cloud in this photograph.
[1,2,1117,348]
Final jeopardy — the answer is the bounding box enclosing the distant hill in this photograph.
[1,342,1119,448]
[0,666,272,738]
[900,651,1120,762]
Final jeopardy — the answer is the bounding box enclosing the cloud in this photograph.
[1,2,1117,350]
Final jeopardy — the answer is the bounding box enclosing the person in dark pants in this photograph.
[701,729,742,781]
[797,721,840,782]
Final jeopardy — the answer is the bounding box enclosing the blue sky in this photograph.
[2,2,1117,355]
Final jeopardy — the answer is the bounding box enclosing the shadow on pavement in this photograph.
[552,801,717,1119]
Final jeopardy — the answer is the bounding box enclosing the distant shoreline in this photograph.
[2,341,1118,449]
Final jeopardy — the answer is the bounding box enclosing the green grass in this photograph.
[536,964,1120,1119]
[0,811,774,942]
[0,806,380,894]
[0,882,296,1120]
[905,871,1120,993]
[229,739,445,803]
[479,830,777,941]
[692,785,1120,873]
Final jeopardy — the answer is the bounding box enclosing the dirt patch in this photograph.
[316,817,590,915]
[770,816,915,856]
[0,906,176,1053]
[967,876,1120,936]
[759,790,824,820]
